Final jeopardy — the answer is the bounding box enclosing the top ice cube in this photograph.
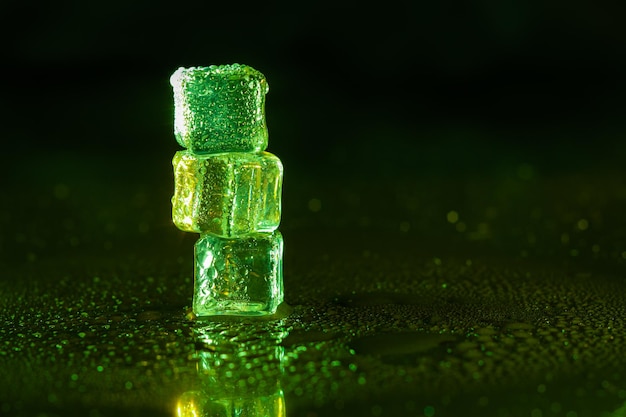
[170,64,269,154]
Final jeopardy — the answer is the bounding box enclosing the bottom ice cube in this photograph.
[194,231,283,316]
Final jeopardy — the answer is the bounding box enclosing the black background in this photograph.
[2,1,626,180]
[2,4,626,416]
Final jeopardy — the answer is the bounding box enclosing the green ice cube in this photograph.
[193,231,283,317]
[171,150,283,237]
[170,64,269,154]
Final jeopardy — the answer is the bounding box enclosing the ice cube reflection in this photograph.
[176,320,288,417]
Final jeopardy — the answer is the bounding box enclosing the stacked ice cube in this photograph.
[170,64,284,317]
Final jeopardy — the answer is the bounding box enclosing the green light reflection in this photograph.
[176,321,288,417]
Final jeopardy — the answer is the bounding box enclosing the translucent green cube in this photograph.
[194,231,283,316]
[172,150,283,237]
[170,64,269,154]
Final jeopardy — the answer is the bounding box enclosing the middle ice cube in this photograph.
[172,150,283,237]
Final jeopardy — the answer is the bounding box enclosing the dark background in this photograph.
[3,3,626,416]
[2,1,626,180]
[2,1,626,267]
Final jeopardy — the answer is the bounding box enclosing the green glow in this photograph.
[170,64,269,154]
[177,324,287,416]
[607,401,626,417]
[194,231,283,316]
[172,150,283,237]
[170,63,284,317]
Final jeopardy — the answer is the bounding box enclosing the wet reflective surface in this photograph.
[4,1,626,414]
[2,152,626,416]
[177,321,287,417]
